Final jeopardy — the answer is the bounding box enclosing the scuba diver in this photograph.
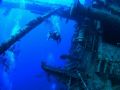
[48,31,61,44]
[46,15,62,44]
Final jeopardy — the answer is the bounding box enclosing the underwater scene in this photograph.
[0,0,120,90]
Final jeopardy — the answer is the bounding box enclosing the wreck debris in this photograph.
[41,61,89,90]
[41,61,81,80]
[70,0,120,30]
[76,71,89,90]
[0,0,120,89]
[67,76,71,90]
[41,0,120,90]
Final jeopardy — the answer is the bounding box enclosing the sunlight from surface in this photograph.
[47,53,55,65]
[1,0,86,37]
[32,0,86,6]
[3,0,86,7]
[32,0,74,6]
[79,0,85,5]
[11,23,20,36]
[51,83,56,90]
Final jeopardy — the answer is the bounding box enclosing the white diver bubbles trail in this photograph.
[0,0,26,90]
[47,53,56,65]
[9,0,26,88]
[50,15,61,34]
[0,50,15,90]
[46,15,61,43]
[79,0,85,5]
[11,0,25,36]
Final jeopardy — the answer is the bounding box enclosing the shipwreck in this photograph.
[0,0,120,90]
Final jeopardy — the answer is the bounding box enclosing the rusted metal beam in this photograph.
[71,0,120,28]
[41,61,82,79]
[0,8,60,54]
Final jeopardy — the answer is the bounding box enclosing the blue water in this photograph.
[11,18,75,90]
[0,0,92,89]
[0,0,81,89]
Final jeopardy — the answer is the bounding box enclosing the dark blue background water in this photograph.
[11,17,75,90]
[0,9,75,90]
[13,18,73,90]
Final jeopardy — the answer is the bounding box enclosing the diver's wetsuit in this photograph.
[48,32,61,44]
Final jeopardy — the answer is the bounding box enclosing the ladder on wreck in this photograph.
[96,59,120,79]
